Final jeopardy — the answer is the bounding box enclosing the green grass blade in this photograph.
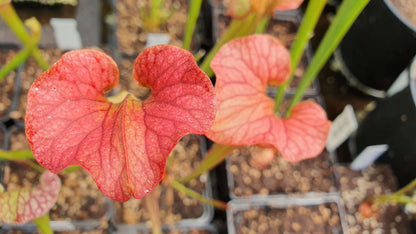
[33,213,53,234]
[171,180,227,210]
[178,144,237,184]
[183,0,202,50]
[288,0,371,113]
[274,0,327,113]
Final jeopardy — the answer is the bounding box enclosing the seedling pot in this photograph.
[350,55,416,188]
[335,163,411,233]
[336,0,416,97]
[227,195,348,234]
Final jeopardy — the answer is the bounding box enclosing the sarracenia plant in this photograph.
[0,2,220,233]
[8,0,369,233]
[180,0,371,183]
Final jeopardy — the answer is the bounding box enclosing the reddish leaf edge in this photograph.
[0,171,61,225]
[25,47,216,202]
[206,34,331,163]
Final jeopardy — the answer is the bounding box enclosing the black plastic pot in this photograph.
[352,55,416,188]
[336,0,416,97]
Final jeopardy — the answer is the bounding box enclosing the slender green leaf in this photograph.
[0,17,42,81]
[33,213,53,234]
[394,177,416,196]
[289,0,371,112]
[255,16,270,34]
[0,150,34,160]
[178,144,237,183]
[274,0,327,113]
[171,180,227,210]
[0,2,48,70]
[183,0,202,50]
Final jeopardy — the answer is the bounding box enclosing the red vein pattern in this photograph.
[0,171,60,224]
[25,48,216,202]
[206,35,331,162]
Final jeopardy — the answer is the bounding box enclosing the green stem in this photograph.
[171,180,227,210]
[0,17,42,81]
[274,0,327,114]
[0,1,48,70]
[255,16,270,33]
[33,213,53,234]
[144,187,162,234]
[374,194,414,206]
[150,0,164,27]
[0,150,34,160]
[183,0,202,50]
[395,177,416,196]
[0,150,44,173]
[288,0,371,114]
[200,13,263,77]
[178,144,237,184]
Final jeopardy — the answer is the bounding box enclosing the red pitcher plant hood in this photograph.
[206,34,331,162]
[25,47,216,202]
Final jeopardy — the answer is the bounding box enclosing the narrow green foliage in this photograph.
[33,213,53,234]
[171,180,227,210]
[255,16,270,34]
[0,1,48,70]
[0,17,42,81]
[179,144,237,184]
[288,0,371,113]
[274,0,327,113]
[183,0,202,50]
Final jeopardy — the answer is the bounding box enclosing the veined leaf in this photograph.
[207,35,330,162]
[25,47,216,202]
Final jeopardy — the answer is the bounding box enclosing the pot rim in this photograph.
[384,0,416,33]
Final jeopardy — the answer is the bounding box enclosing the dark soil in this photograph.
[215,13,316,94]
[233,203,342,233]
[337,165,410,234]
[116,0,189,55]
[228,148,336,197]
[8,127,30,151]
[0,49,19,119]
[114,135,207,224]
